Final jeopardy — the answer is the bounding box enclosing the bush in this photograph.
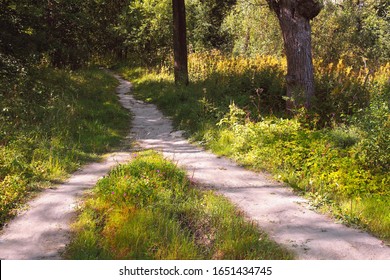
[208,104,389,240]
[353,65,390,172]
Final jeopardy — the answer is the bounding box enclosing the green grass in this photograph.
[0,67,130,227]
[65,150,293,259]
[116,63,389,243]
[210,112,389,241]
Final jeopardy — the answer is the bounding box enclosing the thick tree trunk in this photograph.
[172,0,189,85]
[267,0,322,110]
[278,8,315,109]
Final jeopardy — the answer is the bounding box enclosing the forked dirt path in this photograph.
[116,74,389,260]
[0,73,389,260]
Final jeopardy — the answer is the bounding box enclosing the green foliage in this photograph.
[106,0,238,65]
[222,0,283,56]
[353,69,390,173]
[207,105,390,240]
[313,60,371,126]
[220,0,390,70]
[0,67,129,226]
[0,0,127,69]
[115,0,173,65]
[2,0,388,71]
[186,0,237,51]
[65,151,293,259]
[312,0,390,67]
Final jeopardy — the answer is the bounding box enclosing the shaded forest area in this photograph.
[1,0,389,241]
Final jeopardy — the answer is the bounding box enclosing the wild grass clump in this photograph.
[117,54,389,242]
[0,67,129,227]
[65,150,293,260]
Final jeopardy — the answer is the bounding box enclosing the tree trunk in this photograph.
[172,0,189,85]
[243,26,250,55]
[267,0,322,110]
[278,8,315,110]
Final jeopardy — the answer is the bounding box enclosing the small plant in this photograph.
[307,192,334,210]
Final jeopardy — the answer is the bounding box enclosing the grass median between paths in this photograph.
[65,150,293,260]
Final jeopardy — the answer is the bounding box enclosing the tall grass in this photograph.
[117,54,389,242]
[0,67,129,227]
[65,150,293,260]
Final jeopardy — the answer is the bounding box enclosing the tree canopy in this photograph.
[1,0,389,106]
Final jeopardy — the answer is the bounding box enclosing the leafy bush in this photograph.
[314,60,371,126]
[353,65,390,172]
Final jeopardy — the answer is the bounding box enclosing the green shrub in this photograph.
[353,77,390,173]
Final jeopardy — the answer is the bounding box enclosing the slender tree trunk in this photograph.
[243,26,251,55]
[267,0,322,110]
[172,0,189,85]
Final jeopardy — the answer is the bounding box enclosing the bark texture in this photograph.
[172,0,189,85]
[267,0,322,109]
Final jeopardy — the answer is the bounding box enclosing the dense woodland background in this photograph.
[2,1,388,70]
[1,0,389,253]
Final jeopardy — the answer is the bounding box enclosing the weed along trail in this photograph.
[114,74,390,260]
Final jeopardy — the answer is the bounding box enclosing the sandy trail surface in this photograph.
[0,73,389,260]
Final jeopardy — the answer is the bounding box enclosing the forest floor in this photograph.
[0,73,389,260]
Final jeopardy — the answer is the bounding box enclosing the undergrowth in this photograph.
[0,67,129,227]
[65,150,293,259]
[117,53,389,242]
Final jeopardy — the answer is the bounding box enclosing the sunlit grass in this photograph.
[0,67,130,227]
[65,150,293,260]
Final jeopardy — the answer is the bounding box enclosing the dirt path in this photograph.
[0,73,389,260]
